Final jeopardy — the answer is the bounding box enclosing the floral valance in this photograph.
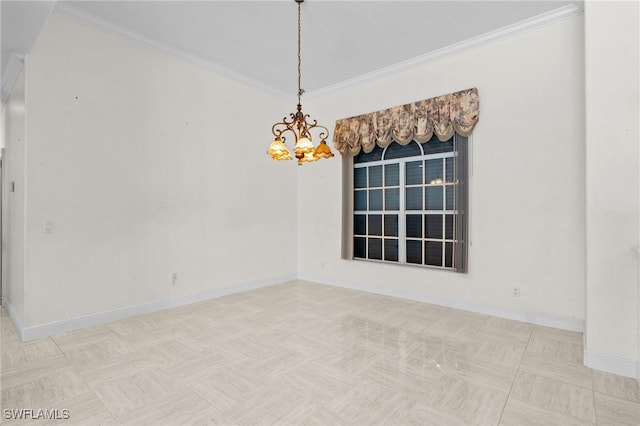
[332,87,479,156]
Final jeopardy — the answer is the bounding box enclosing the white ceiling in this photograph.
[2,1,581,101]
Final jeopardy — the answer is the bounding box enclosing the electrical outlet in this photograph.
[513,287,520,297]
[171,273,178,286]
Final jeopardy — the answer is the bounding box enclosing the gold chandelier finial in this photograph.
[267,0,334,165]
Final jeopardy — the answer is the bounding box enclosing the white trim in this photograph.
[306,4,583,99]
[52,4,292,101]
[298,274,585,332]
[584,350,639,380]
[53,3,581,102]
[19,274,296,341]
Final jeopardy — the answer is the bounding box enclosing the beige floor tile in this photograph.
[1,356,73,389]
[1,339,64,369]
[519,351,592,389]
[231,347,308,380]
[300,407,351,426]
[225,385,317,426]
[465,336,527,369]
[116,391,227,426]
[400,402,476,426]
[323,339,381,376]
[484,316,534,336]
[34,392,118,426]
[592,369,640,402]
[594,391,640,426]
[74,352,166,388]
[2,368,91,409]
[92,368,183,417]
[445,356,517,392]
[152,351,236,386]
[61,336,136,366]
[509,370,596,425]
[365,357,441,398]
[277,360,356,404]
[424,374,508,426]
[474,323,532,345]
[526,333,583,365]
[189,366,270,413]
[532,325,583,344]
[135,336,205,364]
[0,281,617,426]
[403,330,469,372]
[50,325,119,351]
[326,378,417,425]
[499,398,588,426]
[213,333,279,359]
[186,322,249,350]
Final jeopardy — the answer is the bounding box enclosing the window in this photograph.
[351,134,468,271]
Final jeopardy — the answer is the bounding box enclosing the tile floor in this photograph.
[1,280,640,425]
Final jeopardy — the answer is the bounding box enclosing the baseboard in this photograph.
[584,350,639,380]
[20,274,297,341]
[297,274,585,333]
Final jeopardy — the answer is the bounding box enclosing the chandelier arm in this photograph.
[272,122,299,144]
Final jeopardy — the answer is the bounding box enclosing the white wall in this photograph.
[584,0,640,378]
[299,16,586,328]
[2,68,26,329]
[16,12,298,331]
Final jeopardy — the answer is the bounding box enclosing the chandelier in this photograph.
[267,0,334,165]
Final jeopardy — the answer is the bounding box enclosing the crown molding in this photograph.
[53,2,581,102]
[53,3,293,101]
[305,3,583,99]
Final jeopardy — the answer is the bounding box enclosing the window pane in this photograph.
[425,241,442,266]
[385,141,422,159]
[384,239,398,262]
[406,240,422,264]
[425,186,443,210]
[444,242,453,268]
[354,215,366,235]
[425,158,443,184]
[406,187,423,210]
[425,214,443,239]
[445,157,454,183]
[370,189,383,210]
[354,190,367,211]
[354,168,367,188]
[406,214,422,238]
[385,164,399,186]
[406,161,423,185]
[446,186,454,210]
[384,215,398,237]
[369,215,382,236]
[385,188,399,210]
[354,237,366,258]
[369,165,383,187]
[369,238,382,260]
[445,215,454,240]
[422,137,453,155]
[354,146,383,163]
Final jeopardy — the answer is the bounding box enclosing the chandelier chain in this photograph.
[297,0,303,102]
